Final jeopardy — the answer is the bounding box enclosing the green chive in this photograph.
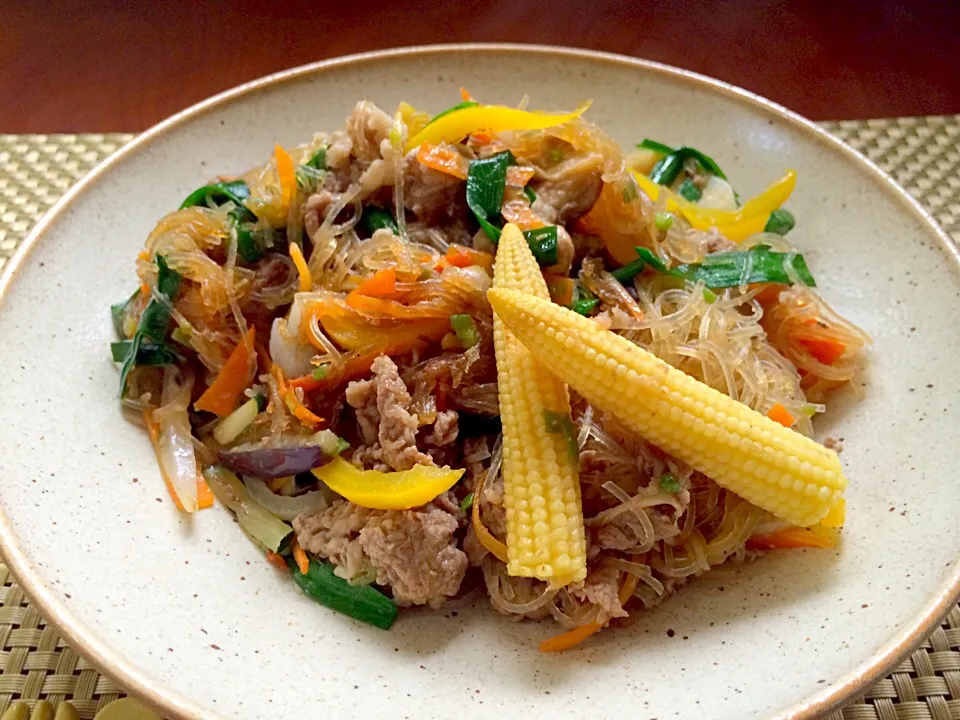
[702,288,717,304]
[654,212,674,232]
[522,226,559,266]
[678,178,702,202]
[637,139,675,155]
[570,298,599,315]
[459,493,474,513]
[450,314,481,349]
[305,147,327,170]
[255,394,268,412]
[611,257,646,284]
[764,208,796,235]
[360,205,399,235]
[659,473,682,493]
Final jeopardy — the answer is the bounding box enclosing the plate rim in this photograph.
[1,42,957,720]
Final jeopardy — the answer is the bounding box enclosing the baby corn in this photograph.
[493,224,587,586]
[488,287,847,528]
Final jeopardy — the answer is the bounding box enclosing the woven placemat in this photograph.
[0,118,958,719]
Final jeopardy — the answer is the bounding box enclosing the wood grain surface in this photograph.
[2,0,958,132]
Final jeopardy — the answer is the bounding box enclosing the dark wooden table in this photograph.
[2,0,958,133]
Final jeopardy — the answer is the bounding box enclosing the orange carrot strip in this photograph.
[142,411,213,511]
[460,87,475,102]
[285,387,323,429]
[747,526,838,550]
[353,267,398,298]
[471,462,508,563]
[416,143,469,180]
[292,538,310,575]
[544,274,575,306]
[766,402,796,428]
[506,166,536,187]
[798,336,846,366]
[445,245,494,272]
[275,144,296,213]
[289,242,312,293]
[266,551,289,571]
[539,621,603,653]
[194,327,257,416]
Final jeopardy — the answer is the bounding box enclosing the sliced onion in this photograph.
[203,466,292,551]
[269,317,315,378]
[698,176,738,211]
[153,367,198,512]
[243,476,331,521]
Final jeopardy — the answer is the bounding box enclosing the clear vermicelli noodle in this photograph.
[108,93,865,648]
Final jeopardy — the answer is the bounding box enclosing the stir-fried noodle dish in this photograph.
[109,92,868,650]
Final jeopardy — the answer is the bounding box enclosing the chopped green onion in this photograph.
[637,139,675,155]
[764,208,796,236]
[800,404,818,418]
[459,492,475,513]
[311,364,329,381]
[678,178,702,202]
[117,255,182,396]
[649,146,729,186]
[289,556,397,630]
[523,185,537,204]
[522,226,559,266]
[611,257,646,284]
[636,247,668,272]
[543,410,579,466]
[659,473,682,493]
[360,205,399,235]
[466,151,515,241]
[570,298,599,315]
[672,245,815,288]
[702,288,718,304]
[232,213,265,263]
[654,212,674,232]
[449,314,481,348]
[428,100,479,125]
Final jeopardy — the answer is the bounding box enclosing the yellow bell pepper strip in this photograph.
[289,242,312,293]
[274,144,296,215]
[631,169,797,242]
[312,457,464,510]
[406,102,591,152]
[746,525,839,551]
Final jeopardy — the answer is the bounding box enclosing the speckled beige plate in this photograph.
[0,45,957,720]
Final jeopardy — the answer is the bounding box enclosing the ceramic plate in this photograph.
[0,45,957,720]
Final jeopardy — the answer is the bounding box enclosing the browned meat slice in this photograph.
[294,493,468,607]
[402,148,466,224]
[570,565,628,620]
[425,410,459,447]
[531,152,604,224]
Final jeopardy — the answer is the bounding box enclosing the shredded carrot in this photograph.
[194,327,256,416]
[445,245,494,272]
[766,402,796,428]
[471,465,508,563]
[747,526,839,550]
[416,143,469,180]
[285,387,323,429]
[344,292,448,319]
[353,267,398,298]
[544,275,575,306]
[506,166,536,187]
[274,144,296,214]
[271,362,288,396]
[289,242,312,293]
[799,335,846,366]
[142,410,214,511]
[266,551,289,571]
[501,200,545,231]
[292,538,310,575]
[460,87,475,102]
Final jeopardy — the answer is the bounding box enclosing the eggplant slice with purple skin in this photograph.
[218,436,337,479]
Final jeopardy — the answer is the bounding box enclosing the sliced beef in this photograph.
[531,152,604,224]
[402,148,466,224]
[571,565,627,620]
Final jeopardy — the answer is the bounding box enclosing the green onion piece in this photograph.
[450,314,481,348]
[311,365,329,381]
[118,255,182,396]
[635,247,668,272]
[610,257,647,284]
[800,404,818,418]
[649,146,729,186]
[702,288,718,304]
[110,340,183,366]
[523,185,537,204]
[543,410,579,466]
[459,492,474,513]
[659,473,682,493]
[654,212,674,232]
[305,147,327,170]
[764,208,796,236]
[637,138,675,155]
[180,180,255,222]
[255,393,268,412]
[466,151,515,241]
[672,244,815,288]
[334,437,350,455]
[360,205,399,235]
[570,298,599,315]
[289,556,397,630]
[522,226,559,266]
[678,178,702,202]
[110,288,140,338]
[232,213,265,263]
[428,100,479,125]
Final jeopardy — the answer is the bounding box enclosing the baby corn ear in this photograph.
[492,224,587,586]
[487,287,847,528]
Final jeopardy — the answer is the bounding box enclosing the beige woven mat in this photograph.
[0,117,958,719]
